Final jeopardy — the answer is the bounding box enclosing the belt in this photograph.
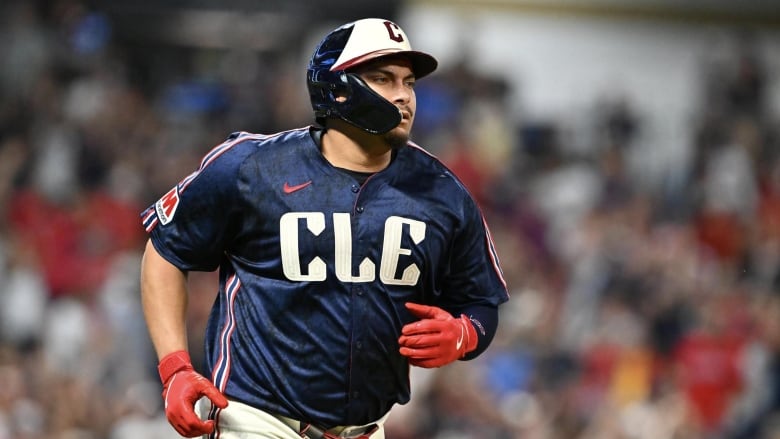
[273,414,378,439]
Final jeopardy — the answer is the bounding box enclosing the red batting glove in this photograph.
[158,350,229,437]
[398,302,478,368]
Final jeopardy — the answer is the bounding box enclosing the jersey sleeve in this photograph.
[438,195,509,311]
[140,135,250,271]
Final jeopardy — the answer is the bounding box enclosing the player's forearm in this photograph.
[141,239,190,360]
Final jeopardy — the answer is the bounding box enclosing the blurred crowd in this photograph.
[0,1,779,438]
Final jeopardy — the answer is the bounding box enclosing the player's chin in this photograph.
[383,125,411,149]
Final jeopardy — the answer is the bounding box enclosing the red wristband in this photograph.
[158,350,193,383]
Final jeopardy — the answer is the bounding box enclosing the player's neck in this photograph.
[320,124,394,173]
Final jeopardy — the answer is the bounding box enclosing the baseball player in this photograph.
[140,18,509,439]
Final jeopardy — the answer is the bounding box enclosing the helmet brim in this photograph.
[333,49,438,79]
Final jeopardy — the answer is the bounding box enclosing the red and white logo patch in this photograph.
[155,186,180,225]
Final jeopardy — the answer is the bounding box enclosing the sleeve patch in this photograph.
[155,186,180,225]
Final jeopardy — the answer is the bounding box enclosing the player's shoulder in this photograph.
[221,127,311,151]
[401,141,445,170]
[401,141,472,196]
[184,127,308,180]
[203,127,312,163]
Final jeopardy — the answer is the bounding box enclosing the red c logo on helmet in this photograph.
[384,21,404,43]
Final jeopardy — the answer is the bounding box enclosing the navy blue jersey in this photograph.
[141,127,508,426]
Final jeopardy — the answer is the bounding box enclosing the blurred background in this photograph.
[0,0,779,438]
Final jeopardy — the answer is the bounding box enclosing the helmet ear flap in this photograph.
[309,70,347,119]
[336,73,401,134]
[308,70,401,134]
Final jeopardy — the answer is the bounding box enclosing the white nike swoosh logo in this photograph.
[455,324,464,350]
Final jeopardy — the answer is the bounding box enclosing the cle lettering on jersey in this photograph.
[280,213,425,285]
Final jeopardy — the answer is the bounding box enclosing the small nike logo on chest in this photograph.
[283,181,312,194]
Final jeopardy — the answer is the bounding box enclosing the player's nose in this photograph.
[390,81,413,105]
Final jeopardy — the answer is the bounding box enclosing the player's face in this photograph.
[354,57,417,147]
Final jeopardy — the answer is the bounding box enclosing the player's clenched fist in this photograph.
[398,302,477,368]
[157,350,229,437]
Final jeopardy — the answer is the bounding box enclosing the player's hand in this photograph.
[158,350,229,437]
[398,302,477,368]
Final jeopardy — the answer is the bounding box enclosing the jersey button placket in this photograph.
[352,183,364,214]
